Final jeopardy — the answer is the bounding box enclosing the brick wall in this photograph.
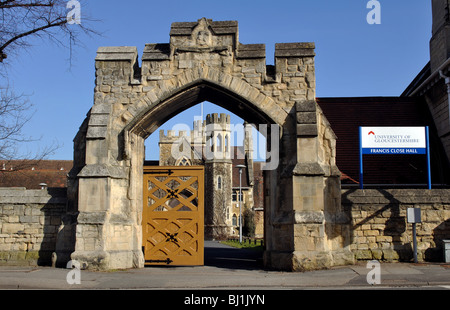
[0,187,67,266]
[342,189,450,262]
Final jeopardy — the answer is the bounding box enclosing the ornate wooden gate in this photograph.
[142,166,204,266]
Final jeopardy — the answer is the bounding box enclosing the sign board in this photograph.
[359,126,431,189]
[360,127,426,155]
[407,208,421,223]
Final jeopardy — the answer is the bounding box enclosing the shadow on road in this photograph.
[204,240,263,270]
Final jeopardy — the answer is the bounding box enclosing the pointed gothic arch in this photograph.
[58,18,352,272]
[176,156,192,166]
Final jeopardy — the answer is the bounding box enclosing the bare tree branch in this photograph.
[0,2,53,9]
[0,85,60,165]
[0,0,99,166]
[0,0,101,64]
[0,18,66,55]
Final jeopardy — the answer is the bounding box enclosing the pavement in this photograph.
[0,241,449,290]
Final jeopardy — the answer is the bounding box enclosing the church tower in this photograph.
[204,113,233,239]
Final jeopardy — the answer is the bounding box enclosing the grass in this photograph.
[220,239,264,251]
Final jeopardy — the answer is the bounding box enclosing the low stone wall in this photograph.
[1,186,449,267]
[0,187,67,266]
[342,189,450,262]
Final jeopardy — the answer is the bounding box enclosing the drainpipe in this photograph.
[439,70,450,127]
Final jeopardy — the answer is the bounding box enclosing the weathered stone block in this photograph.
[275,43,316,58]
[2,223,24,234]
[297,124,318,136]
[294,211,324,224]
[86,126,107,139]
[297,112,317,124]
[354,249,373,260]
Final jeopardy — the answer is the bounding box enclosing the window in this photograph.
[209,135,214,152]
[225,134,229,153]
[217,133,222,152]
[217,176,222,190]
[232,214,237,226]
[232,190,243,202]
[176,156,191,166]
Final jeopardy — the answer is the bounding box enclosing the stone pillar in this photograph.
[70,47,144,270]
[263,43,354,271]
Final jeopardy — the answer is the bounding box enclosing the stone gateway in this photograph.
[56,18,354,271]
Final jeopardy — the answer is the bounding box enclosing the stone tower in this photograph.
[430,0,450,72]
[204,113,233,239]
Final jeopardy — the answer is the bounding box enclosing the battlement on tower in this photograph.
[158,129,205,145]
[159,113,233,146]
[159,129,190,142]
[205,113,230,125]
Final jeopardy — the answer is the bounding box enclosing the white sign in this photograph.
[407,208,421,223]
[360,127,426,155]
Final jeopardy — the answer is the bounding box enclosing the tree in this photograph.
[0,0,97,65]
[0,0,98,165]
[242,207,255,238]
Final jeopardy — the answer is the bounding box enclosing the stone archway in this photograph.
[57,18,354,271]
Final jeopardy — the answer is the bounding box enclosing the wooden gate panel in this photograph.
[142,166,204,266]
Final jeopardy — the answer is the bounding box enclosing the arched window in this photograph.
[232,214,237,226]
[217,133,222,152]
[225,134,229,153]
[210,135,214,152]
[217,176,222,189]
[176,156,191,166]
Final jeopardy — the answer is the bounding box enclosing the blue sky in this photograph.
[3,0,432,160]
